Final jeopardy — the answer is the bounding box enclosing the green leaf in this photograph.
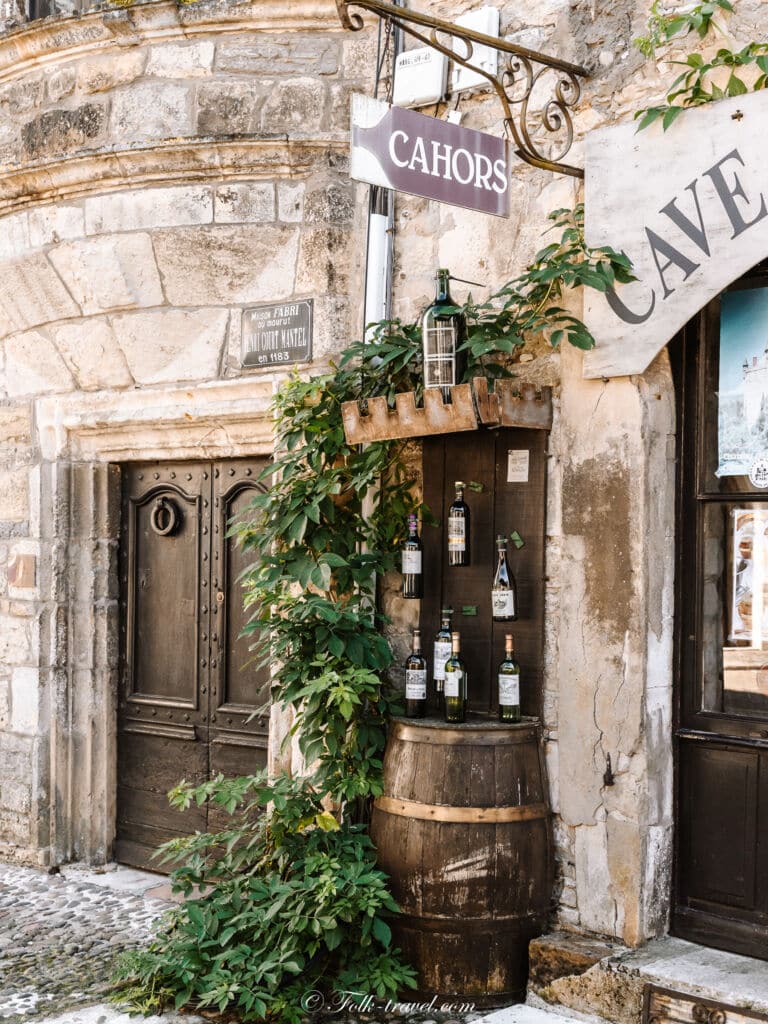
[372,917,392,947]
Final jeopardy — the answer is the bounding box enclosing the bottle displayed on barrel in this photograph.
[433,607,453,712]
[422,268,467,402]
[447,481,470,566]
[443,631,467,724]
[401,513,422,599]
[404,628,428,718]
[498,634,521,723]
[491,534,517,621]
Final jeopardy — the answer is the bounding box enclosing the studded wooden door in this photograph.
[115,458,269,871]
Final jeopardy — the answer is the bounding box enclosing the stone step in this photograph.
[527,933,768,1024]
[477,1000,609,1024]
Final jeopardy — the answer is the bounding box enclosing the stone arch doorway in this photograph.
[672,262,768,960]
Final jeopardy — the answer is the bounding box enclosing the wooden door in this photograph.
[115,458,269,871]
[673,271,768,959]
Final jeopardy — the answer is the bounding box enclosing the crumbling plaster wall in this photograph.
[384,0,767,947]
[0,0,376,864]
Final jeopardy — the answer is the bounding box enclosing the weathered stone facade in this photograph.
[0,0,766,964]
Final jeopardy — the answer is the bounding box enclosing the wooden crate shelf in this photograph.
[341,378,553,444]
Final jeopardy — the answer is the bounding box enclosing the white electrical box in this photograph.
[451,6,500,95]
[392,47,448,108]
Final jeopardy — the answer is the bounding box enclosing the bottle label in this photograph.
[402,550,422,574]
[444,671,462,698]
[448,515,466,551]
[433,640,452,680]
[492,589,515,617]
[499,673,520,705]
[405,669,427,700]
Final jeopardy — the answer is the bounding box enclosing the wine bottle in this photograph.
[433,607,453,711]
[498,633,521,723]
[401,513,422,599]
[404,628,428,719]
[491,534,517,620]
[444,631,467,724]
[422,268,467,402]
[448,481,470,567]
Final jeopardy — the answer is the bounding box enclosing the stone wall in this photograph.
[0,0,376,864]
[0,0,766,955]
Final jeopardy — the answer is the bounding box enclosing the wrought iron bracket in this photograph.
[335,0,589,178]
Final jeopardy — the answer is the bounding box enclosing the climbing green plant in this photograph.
[634,0,733,57]
[634,0,768,130]
[111,203,631,1023]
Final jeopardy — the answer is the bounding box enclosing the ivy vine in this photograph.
[111,204,630,1022]
[634,0,733,57]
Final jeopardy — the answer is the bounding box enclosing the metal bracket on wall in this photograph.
[335,0,589,178]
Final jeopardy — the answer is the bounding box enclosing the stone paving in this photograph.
[0,862,192,1023]
[0,861,496,1024]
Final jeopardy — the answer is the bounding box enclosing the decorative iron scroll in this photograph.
[335,0,589,178]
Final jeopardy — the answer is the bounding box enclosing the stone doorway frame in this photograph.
[32,377,285,866]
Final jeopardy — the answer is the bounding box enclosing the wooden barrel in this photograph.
[370,717,552,1007]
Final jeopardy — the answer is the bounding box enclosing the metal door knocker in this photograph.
[150,497,181,536]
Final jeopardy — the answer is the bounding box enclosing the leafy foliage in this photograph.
[112,773,416,1022]
[636,43,768,130]
[634,0,733,58]
[112,202,629,1023]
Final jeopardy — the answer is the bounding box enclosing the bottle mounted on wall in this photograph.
[422,268,467,403]
[405,628,428,719]
[448,481,470,566]
[402,513,422,599]
[498,633,521,723]
[491,534,517,621]
[444,631,467,724]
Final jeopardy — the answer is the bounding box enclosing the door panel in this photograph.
[673,279,768,959]
[116,458,269,871]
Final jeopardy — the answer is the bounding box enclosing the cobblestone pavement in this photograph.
[0,862,494,1024]
[0,862,198,1023]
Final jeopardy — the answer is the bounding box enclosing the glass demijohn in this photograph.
[422,269,467,402]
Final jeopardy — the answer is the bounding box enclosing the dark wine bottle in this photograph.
[447,481,470,566]
[498,633,521,723]
[491,534,517,621]
[443,631,467,724]
[401,513,422,599]
[432,607,453,712]
[422,268,467,402]
[404,628,428,719]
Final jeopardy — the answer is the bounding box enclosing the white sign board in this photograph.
[583,91,768,379]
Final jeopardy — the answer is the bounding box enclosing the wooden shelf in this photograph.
[341,378,552,444]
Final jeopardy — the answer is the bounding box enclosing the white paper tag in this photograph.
[749,456,768,489]
[492,589,515,617]
[507,450,530,483]
[444,673,461,697]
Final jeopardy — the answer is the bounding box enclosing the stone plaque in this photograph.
[242,300,313,368]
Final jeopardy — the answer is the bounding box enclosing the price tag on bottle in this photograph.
[507,450,530,483]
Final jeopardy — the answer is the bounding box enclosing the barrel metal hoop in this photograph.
[392,723,538,746]
[374,795,549,823]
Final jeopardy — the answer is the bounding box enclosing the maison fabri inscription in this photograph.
[583,91,768,379]
[242,300,313,368]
